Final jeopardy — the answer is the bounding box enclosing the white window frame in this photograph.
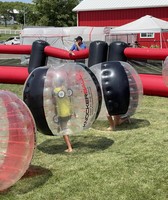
[140,33,155,38]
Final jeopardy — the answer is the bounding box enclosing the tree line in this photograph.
[0,0,79,27]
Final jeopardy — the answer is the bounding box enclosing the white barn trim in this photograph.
[73,0,168,11]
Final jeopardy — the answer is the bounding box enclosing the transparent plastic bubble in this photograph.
[44,63,102,135]
[162,56,168,87]
[121,61,143,116]
[90,61,143,119]
[24,63,102,136]
[0,90,36,191]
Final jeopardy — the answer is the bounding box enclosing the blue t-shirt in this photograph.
[70,43,86,51]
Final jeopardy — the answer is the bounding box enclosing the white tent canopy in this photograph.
[21,26,110,50]
[110,15,168,34]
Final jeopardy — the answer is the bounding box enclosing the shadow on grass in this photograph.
[92,118,150,131]
[115,118,150,131]
[22,165,52,179]
[37,135,114,155]
[0,165,52,195]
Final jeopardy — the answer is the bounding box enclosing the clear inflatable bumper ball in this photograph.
[0,90,36,191]
[90,61,143,118]
[162,56,168,86]
[23,63,102,136]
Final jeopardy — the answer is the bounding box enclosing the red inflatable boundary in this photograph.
[139,74,168,97]
[44,46,89,59]
[0,45,31,54]
[0,45,89,59]
[0,66,28,84]
[124,48,168,60]
[0,45,89,84]
[0,44,168,97]
[0,66,168,97]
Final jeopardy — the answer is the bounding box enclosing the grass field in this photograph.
[0,59,24,66]
[0,52,167,199]
[0,34,19,42]
[0,80,168,200]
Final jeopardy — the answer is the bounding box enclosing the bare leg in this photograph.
[113,115,121,126]
[63,135,73,153]
[107,115,115,131]
[60,119,73,152]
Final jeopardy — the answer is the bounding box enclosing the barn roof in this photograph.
[73,0,168,12]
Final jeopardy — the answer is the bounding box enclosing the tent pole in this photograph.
[160,32,162,49]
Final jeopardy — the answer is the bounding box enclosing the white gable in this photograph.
[73,0,168,11]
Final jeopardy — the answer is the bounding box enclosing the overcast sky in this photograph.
[2,0,32,3]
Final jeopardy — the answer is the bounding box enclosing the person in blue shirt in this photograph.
[69,36,86,55]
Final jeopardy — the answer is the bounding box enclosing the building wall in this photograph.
[77,7,168,48]
[137,33,168,48]
[77,7,168,26]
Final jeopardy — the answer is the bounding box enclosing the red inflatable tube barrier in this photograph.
[124,48,168,60]
[139,74,168,97]
[44,46,89,60]
[0,66,168,97]
[0,66,28,84]
[0,65,168,98]
[0,45,31,54]
[0,44,89,60]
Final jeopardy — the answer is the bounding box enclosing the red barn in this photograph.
[73,0,168,48]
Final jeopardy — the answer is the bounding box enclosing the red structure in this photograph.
[76,7,168,27]
[0,45,89,84]
[0,43,168,97]
[0,66,28,84]
[139,74,168,97]
[73,2,168,48]
[0,45,31,54]
[44,46,89,60]
[124,48,168,60]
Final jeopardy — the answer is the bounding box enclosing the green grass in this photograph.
[0,24,21,29]
[0,34,19,41]
[0,83,168,200]
[0,59,23,66]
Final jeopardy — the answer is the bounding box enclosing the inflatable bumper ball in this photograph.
[162,56,168,87]
[0,90,36,191]
[23,63,102,136]
[90,61,143,119]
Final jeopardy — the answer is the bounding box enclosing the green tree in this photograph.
[0,1,37,27]
[33,0,78,26]
[15,3,37,26]
[0,2,14,26]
